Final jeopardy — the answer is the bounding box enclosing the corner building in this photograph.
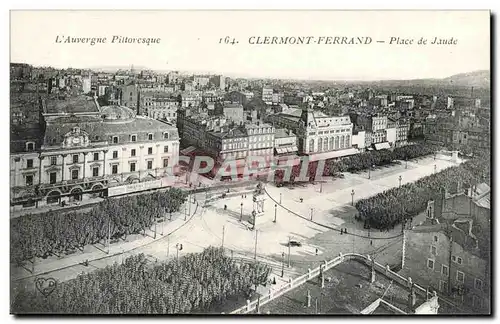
[10,96,179,211]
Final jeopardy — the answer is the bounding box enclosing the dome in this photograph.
[101,105,136,121]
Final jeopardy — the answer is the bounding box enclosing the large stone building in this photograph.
[10,95,179,211]
[267,107,357,160]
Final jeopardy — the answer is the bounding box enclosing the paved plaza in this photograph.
[12,154,462,297]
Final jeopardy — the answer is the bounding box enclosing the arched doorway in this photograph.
[46,190,62,205]
[126,175,140,184]
[91,184,104,198]
[70,187,83,201]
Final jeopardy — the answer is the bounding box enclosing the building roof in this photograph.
[43,114,178,146]
[411,222,482,257]
[44,95,100,114]
[275,128,294,138]
[101,105,136,121]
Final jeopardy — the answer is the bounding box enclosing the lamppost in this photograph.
[320,181,323,193]
[399,175,402,188]
[274,204,277,223]
[240,202,243,222]
[434,164,437,173]
[281,252,285,277]
[405,158,408,169]
[351,189,355,206]
[368,164,375,179]
[176,243,183,260]
[279,193,282,204]
[310,208,314,221]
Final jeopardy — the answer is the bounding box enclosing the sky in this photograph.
[10,10,490,81]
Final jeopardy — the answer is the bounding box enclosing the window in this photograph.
[147,161,153,170]
[50,156,57,165]
[164,145,169,153]
[452,256,456,262]
[130,162,136,172]
[112,165,118,174]
[71,169,79,180]
[93,152,99,161]
[131,135,137,142]
[148,133,153,140]
[148,147,153,155]
[113,151,118,159]
[26,142,35,151]
[131,149,136,157]
[475,278,483,290]
[163,159,169,168]
[113,136,118,144]
[27,159,33,168]
[439,280,448,293]
[456,271,465,283]
[457,257,463,265]
[92,167,99,177]
[49,172,57,184]
[25,175,33,186]
[433,235,438,242]
[442,265,449,276]
[473,295,483,309]
[72,154,79,164]
[427,259,435,270]
[431,246,437,256]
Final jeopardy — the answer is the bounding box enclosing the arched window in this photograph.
[340,135,345,148]
[318,138,323,152]
[329,137,334,150]
[335,137,339,149]
[309,139,315,152]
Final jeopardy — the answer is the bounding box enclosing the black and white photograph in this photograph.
[8,9,492,316]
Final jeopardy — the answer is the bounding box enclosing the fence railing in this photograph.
[229,252,431,314]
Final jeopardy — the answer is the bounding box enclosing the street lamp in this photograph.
[405,158,408,169]
[399,175,402,188]
[176,243,183,260]
[240,202,243,222]
[310,208,314,221]
[281,252,285,277]
[279,193,282,204]
[274,204,277,223]
[368,164,375,179]
[351,189,355,206]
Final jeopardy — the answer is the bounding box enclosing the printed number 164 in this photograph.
[219,36,238,45]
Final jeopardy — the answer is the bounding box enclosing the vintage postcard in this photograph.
[9,10,491,315]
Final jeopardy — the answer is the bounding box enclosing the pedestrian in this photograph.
[272,277,276,285]
[344,228,348,234]
[370,240,373,246]
[224,205,227,210]
[300,198,303,203]
[340,229,343,235]
[315,248,318,255]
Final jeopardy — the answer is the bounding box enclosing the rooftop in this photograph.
[44,95,100,114]
[255,260,428,315]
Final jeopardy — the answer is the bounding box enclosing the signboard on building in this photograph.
[108,180,162,197]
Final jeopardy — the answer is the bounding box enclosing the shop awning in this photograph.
[374,142,391,150]
[308,148,359,162]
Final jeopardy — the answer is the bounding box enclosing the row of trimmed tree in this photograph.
[355,154,490,229]
[11,188,188,266]
[11,247,271,314]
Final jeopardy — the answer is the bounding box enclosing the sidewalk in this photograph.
[11,200,199,281]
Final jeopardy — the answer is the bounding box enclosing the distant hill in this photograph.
[441,70,490,88]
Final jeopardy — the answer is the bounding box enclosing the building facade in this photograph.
[10,97,179,211]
